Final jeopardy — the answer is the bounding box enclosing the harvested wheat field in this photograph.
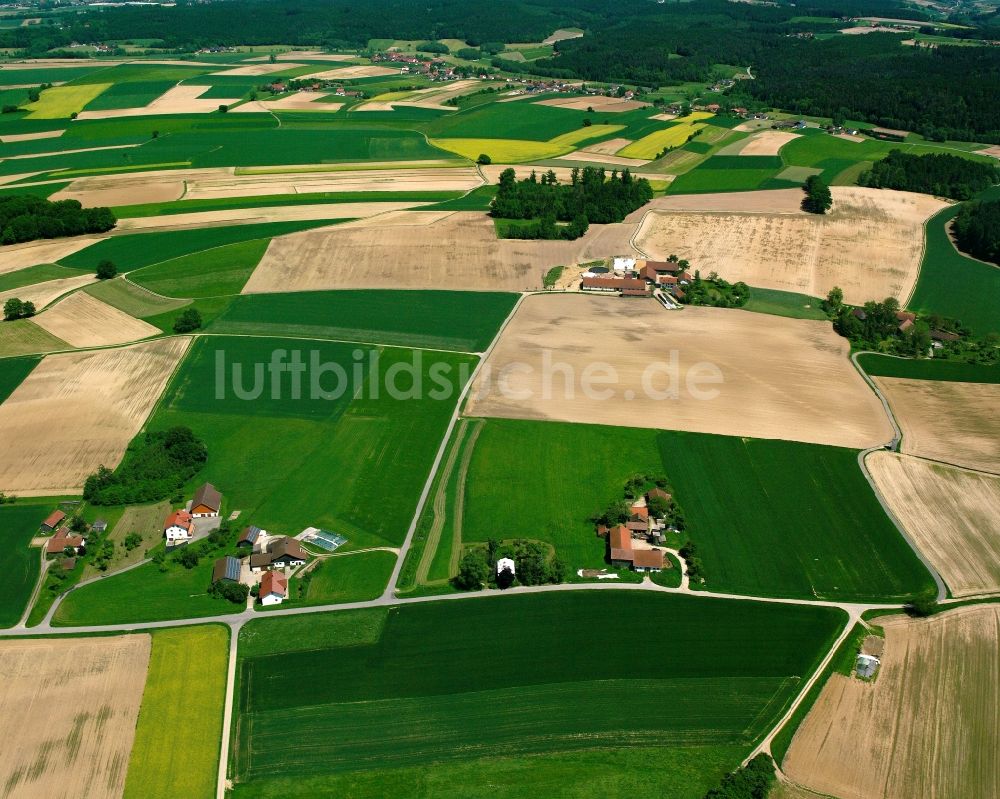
[233,90,342,113]
[0,337,189,495]
[75,85,241,120]
[536,96,650,112]
[875,377,1000,474]
[244,211,639,293]
[246,51,355,62]
[0,128,64,143]
[557,150,650,168]
[50,167,236,208]
[784,605,1000,799]
[726,130,800,156]
[213,61,304,76]
[635,187,947,304]
[0,271,96,310]
[641,189,806,214]
[0,636,151,799]
[182,165,481,200]
[868,451,1000,597]
[0,237,100,275]
[302,64,397,80]
[33,290,159,347]
[465,295,893,448]
[115,200,427,232]
[578,137,634,155]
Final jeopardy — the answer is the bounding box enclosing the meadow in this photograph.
[263,550,396,610]
[0,500,46,627]
[209,290,518,352]
[0,318,67,357]
[858,354,1000,383]
[124,626,228,799]
[743,287,827,320]
[145,336,475,549]
[129,238,270,297]
[460,420,934,601]
[233,592,843,794]
[0,263,81,293]
[84,278,191,318]
[906,204,1000,336]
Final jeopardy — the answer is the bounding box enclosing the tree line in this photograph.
[859,151,1000,200]
[455,538,565,590]
[83,427,208,505]
[953,199,1000,265]
[0,196,116,246]
[491,166,652,240]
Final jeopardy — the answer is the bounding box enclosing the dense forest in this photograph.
[84,427,208,505]
[953,199,1000,265]
[0,196,116,245]
[4,0,1000,140]
[859,151,1000,200]
[492,166,652,223]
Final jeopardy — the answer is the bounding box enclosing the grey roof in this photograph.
[212,555,241,583]
[91,519,108,531]
[239,525,262,545]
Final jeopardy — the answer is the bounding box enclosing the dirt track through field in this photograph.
[243,211,639,293]
[33,290,160,347]
[868,451,1000,597]
[465,294,894,448]
[0,635,151,799]
[635,187,947,304]
[874,377,1000,473]
[0,337,190,495]
[784,605,1000,799]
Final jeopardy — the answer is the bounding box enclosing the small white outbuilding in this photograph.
[497,557,516,576]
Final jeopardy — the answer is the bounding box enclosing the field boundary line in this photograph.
[447,419,483,578]
[415,419,468,586]
[193,330,479,356]
[14,547,49,629]
[217,620,243,799]
[386,292,528,596]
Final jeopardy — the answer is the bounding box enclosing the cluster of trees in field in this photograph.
[455,538,565,590]
[802,175,833,214]
[702,754,775,799]
[859,151,1000,200]
[953,199,1000,265]
[84,427,208,505]
[681,271,750,309]
[593,473,685,530]
[491,166,652,240]
[0,196,116,246]
[3,298,36,321]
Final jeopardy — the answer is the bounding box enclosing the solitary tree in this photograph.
[803,175,833,214]
[822,286,844,314]
[3,297,23,321]
[477,153,492,165]
[173,308,203,333]
[96,259,117,280]
[454,551,489,590]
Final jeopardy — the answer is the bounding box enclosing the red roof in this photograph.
[581,276,647,291]
[46,526,85,555]
[42,510,66,529]
[260,570,288,597]
[609,524,633,562]
[630,505,649,520]
[633,548,665,569]
[164,510,194,531]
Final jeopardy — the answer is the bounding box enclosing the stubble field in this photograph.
[867,451,1000,597]
[0,635,151,799]
[784,605,1000,799]
[875,377,1000,473]
[33,290,160,347]
[0,337,190,494]
[465,294,894,449]
[634,187,947,304]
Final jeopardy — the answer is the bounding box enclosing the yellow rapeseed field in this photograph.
[618,112,714,159]
[430,124,624,163]
[25,84,111,119]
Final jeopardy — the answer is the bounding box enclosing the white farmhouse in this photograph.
[163,510,194,544]
[259,571,288,606]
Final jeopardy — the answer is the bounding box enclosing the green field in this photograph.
[145,336,475,548]
[124,626,228,799]
[82,79,174,111]
[84,277,192,318]
[59,221,330,272]
[0,263,80,293]
[460,419,934,601]
[0,355,39,402]
[233,592,843,795]
[0,319,68,357]
[0,501,47,627]
[743,287,828,320]
[264,550,396,610]
[208,290,518,352]
[906,204,1000,336]
[129,238,270,297]
[54,555,242,625]
[857,353,1000,383]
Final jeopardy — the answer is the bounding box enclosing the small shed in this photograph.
[91,519,108,534]
[856,653,880,679]
[497,557,516,576]
[212,556,242,584]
